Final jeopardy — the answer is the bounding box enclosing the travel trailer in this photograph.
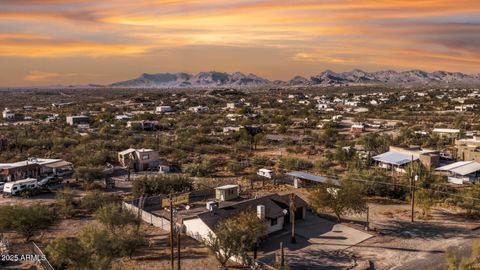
[2,178,38,196]
[257,168,274,179]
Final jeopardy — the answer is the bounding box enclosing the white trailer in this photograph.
[2,178,38,196]
[257,168,273,179]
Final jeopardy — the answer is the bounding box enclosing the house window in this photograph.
[142,154,149,160]
[270,218,278,226]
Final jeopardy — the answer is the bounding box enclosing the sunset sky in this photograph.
[1,0,479,86]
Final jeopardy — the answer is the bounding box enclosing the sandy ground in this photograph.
[2,217,218,270]
[344,201,480,270]
[1,185,218,270]
[257,212,373,270]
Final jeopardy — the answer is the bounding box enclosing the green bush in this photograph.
[279,157,313,171]
[0,204,57,241]
[132,174,193,197]
[82,190,120,213]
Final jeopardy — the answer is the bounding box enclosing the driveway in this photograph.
[259,212,373,269]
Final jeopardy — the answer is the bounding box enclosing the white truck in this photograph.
[2,178,38,196]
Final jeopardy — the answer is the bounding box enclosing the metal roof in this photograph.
[432,128,460,133]
[43,160,73,169]
[215,184,239,190]
[436,161,473,171]
[372,151,418,166]
[286,171,340,186]
[0,158,62,169]
[118,148,136,155]
[450,162,480,176]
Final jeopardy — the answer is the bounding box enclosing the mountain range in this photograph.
[110,70,480,88]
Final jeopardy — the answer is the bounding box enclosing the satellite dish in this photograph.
[185,205,191,210]
[282,209,288,215]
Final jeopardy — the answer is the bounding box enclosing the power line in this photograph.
[324,175,480,202]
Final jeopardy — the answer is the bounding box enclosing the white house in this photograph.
[332,115,343,121]
[215,185,240,202]
[353,107,369,113]
[345,101,359,107]
[432,128,461,138]
[115,115,130,121]
[2,108,15,121]
[317,103,330,111]
[66,115,89,126]
[118,148,160,171]
[155,106,174,113]
[183,193,307,241]
[226,103,239,110]
[189,106,209,113]
[454,105,475,112]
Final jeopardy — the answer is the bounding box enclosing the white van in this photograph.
[3,178,38,196]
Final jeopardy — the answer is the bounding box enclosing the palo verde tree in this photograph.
[132,174,193,197]
[96,203,138,234]
[81,190,120,213]
[56,187,77,218]
[206,212,266,269]
[47,202,145,270]
[0,204,57,241]
[456,184,480,218]
[309,180,367,222]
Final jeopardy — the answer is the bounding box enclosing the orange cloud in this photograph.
[24,71,62,81]
[1,43,149,57]
[1,0,480,85]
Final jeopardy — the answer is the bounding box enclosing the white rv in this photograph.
[2,178,38,196]
[257,168,273,179]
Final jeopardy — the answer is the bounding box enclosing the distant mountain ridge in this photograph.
[110,70,480,88]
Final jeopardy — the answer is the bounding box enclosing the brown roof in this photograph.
[196,193,306,231]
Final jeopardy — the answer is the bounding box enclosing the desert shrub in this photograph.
[132,174,193,197]
[279,157,313,171]
[0,204,57,241]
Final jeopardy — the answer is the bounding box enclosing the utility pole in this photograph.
[289,193,296,244]
[410,155,415,223]
[366,205,369,231]
[280,242,285,268]
[169,194,175,270]
[177,230,181,270]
